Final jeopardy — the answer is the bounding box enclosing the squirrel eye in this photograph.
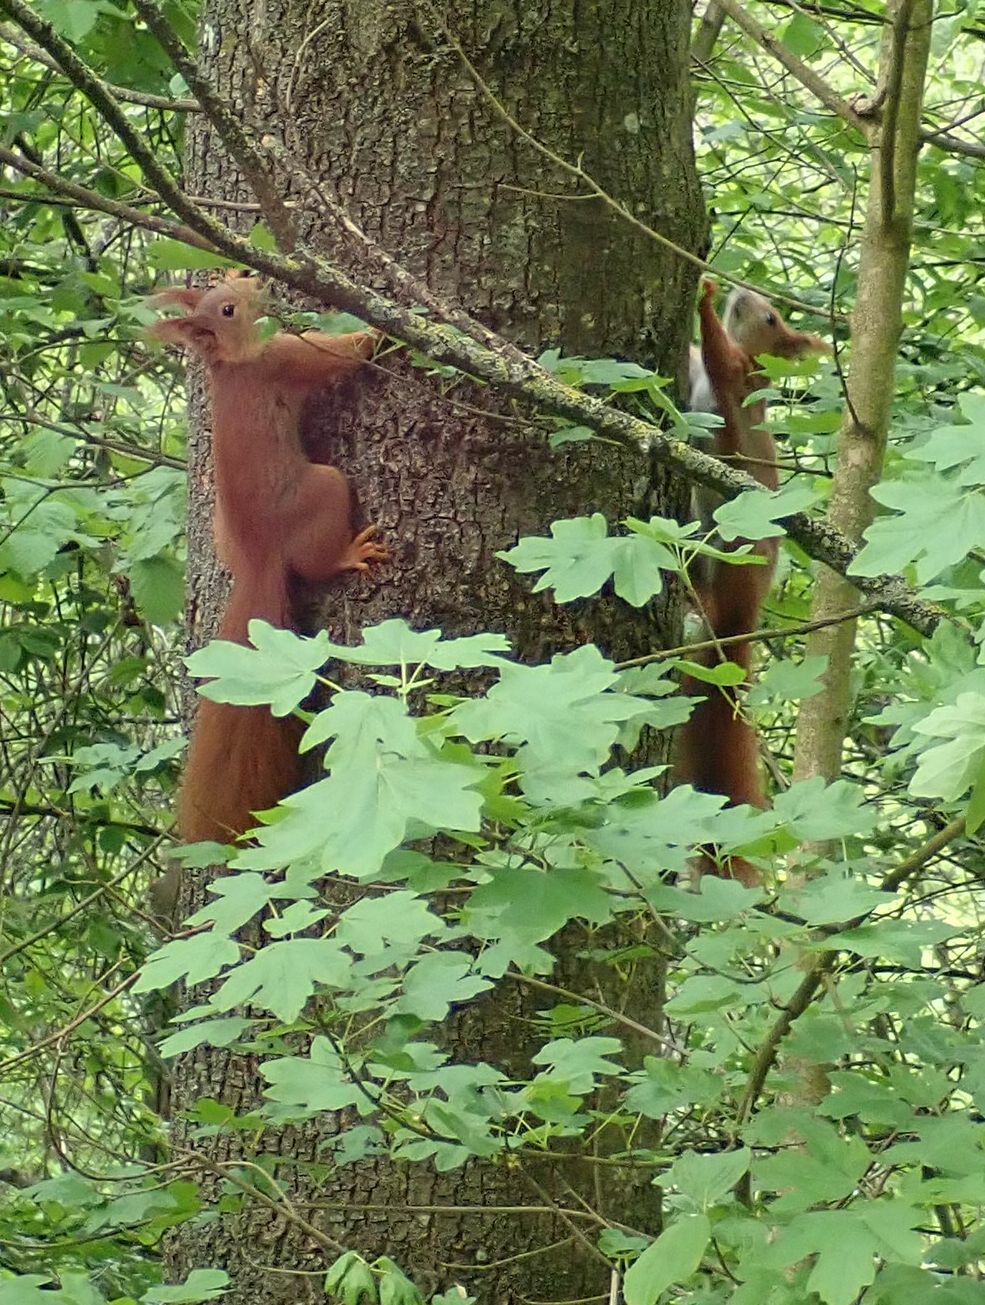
[766,312,777,327]
[221,303,236,318]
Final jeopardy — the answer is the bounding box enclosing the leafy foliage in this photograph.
[2,0,985,1302]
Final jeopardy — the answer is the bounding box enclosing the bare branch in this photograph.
[0,21,199,110]
[128,0,297,250]
[711,0,872,135]
[0,145,216,251]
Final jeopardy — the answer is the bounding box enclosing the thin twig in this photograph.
[0,22,199,110]
[129,0,297,250]
[614,605,879,670]
[438,12,831,323]
[705,0,871,136]
[881,816,967,893]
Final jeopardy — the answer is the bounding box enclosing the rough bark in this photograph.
[168,1,705,1300]
[792,0,932,791]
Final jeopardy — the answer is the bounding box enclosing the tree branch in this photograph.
[0,0,951,640]
[0,21,200,110]
[128,0,297,251]
[702,0,985,161]
[0,0,238,250]
[0,145,215,251]
[711,0,872,135]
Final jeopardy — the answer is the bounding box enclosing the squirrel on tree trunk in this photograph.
[151,275,387,847]
[677,280,825,885]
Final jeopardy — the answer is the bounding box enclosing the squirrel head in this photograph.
[148,273,267,365]
[722,287,827,362]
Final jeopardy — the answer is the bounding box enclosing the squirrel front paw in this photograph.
[343,524,389,573]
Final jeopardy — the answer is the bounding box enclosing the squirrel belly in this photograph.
[151,275,388,846]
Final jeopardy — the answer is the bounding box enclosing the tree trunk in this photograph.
[168,1,705,1300]
[792,0,932,793]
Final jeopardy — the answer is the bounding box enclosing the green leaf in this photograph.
[910,692,985,800]
[249,758,481,879]
[760,1207,922,1305]
[396,953,492,1021]
[826,919,956,966]
[0,1279,51,1305]
[375,1257,425,1305]
[451,645,651,789]
[748,654,827,704]
[321,618,510,670]
[664,1148,751,1207]
[143,1270,230,1303]
[301,689,421,757]
[625,1059,722,1118]
[713,480,821,542]
[676,657,747,686]
[467,864,613,944]
[264,1038,368,1116]
[772,778,875,841]
[904,395,985,485]
[68,742,140,795]
[147,240,236,271]
[0,495,80,578]
[159,1017,252,1057]
[548,424,595,448]
[248,223,277,252]
[965,749,985,834]
[185,873,278,933]
[263,900,330,937]
[186,622,330,714]
[133,932,241,994]
[532,1036,624,1093]
[129,555,184,624]
[780,872,885,926]
[623,1215,711,1305]
[498,514,676,606]
[324,1253,379,1305]
[335,891,445,955]
[782,11,824,57]
[36,0,102,42]
[326,1259,378,1305]
[498,513,619,601]
[239,696,483,878]
[849,477,985,584]
[212,939,351,1022]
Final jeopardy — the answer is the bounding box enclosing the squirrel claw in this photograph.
[343,524,389,572]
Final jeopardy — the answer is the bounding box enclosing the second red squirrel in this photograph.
[677,280,824,885]
[151,275,387,845]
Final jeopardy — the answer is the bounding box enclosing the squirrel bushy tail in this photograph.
[178,565,302,845]
[677,638,765,889]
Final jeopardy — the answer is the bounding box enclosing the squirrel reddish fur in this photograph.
[677,280,824,885]
[151,275,387,845]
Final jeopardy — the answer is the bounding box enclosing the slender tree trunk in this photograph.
[792,0,932,791]
[168,2,705,1299]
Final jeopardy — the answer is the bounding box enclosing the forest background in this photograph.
[1,0,985,1303]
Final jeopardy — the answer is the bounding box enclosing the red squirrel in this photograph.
[151,275,387,845]
[677,280,824,885]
